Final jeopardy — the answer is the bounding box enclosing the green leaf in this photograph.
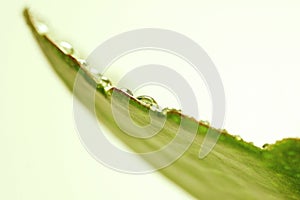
[23,8,300,199]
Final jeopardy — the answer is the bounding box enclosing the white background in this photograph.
[1,0,300,199]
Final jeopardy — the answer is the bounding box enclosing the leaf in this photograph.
[23,8,300,199]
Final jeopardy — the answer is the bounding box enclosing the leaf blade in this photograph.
[24,8,300,199]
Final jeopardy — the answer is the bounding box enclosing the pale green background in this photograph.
[1,0,300,199]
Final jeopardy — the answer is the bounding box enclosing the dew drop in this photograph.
[120,88,133,96]
[59,41,74,55]
[136,95,158,107]
[77,59,87,66]
[162,108,170,115]
[105,87,114,96]
[234,135,242,141]
[36,22,48,35]
[200,120,210,126]
[219,129,228,134]
[150,105,163,112]
[99,76,112,88]
[94,74,112,91]
[161,107,181,115]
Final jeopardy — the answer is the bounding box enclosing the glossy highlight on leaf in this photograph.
[24,8,300,199]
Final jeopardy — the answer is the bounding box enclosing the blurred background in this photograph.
[1,0,300,199]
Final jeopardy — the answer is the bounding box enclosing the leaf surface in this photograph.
[24,8,300,199]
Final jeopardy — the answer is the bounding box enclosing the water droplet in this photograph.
[219,129,228,134]
[36,22,48,35]
[150,105,163,112]
[77,59,87,66]
[234,135,242,141]
[59,41,74,55]
[262,143,269,149]
[162,108,169,115]
[136,95,158,107]
[161,107,181,115]
[94,74,112,91]
[120,88,133,96]
[105,87,114,96]
[200,120,210,126]
[99,76,112,88]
